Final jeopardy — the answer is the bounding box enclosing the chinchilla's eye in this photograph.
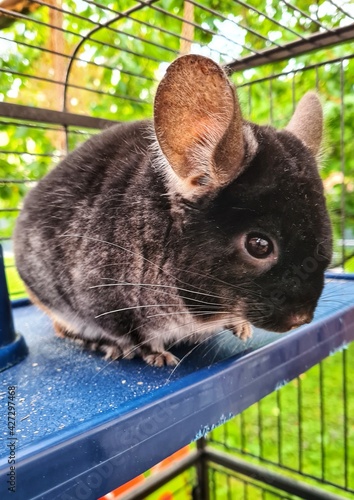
[245,233,274,259]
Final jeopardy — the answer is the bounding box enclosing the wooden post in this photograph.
[48,0,66,152]
[180,1,194,55]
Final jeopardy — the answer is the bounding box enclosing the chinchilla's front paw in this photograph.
[229,321,253,341]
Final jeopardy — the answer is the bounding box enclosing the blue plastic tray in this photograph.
[0,277,353,499]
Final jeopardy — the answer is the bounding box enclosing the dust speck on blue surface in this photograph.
[275,379,289,391]
[329,342,348,356]
[192,413,234,441]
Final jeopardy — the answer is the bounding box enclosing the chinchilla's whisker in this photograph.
[319,293,351,301]
[60,233,228,299]
[91,249,261,303]
[246,310,271,320]
[95,302,215,318]
[62,233,262,304]
[141,322,235,368]
[317,299,350,306]
[98,320,208,378]
[205,331,235,365]
[90,283,224,307]
[173,264,264,294]
[95,311,231,376]
[140,317,243,376]
[202,318,251,362]
[124,316,234,365]
[91,340,151,380]
[321,288,352,297]
[210,338,229,365]
[166,328,231,383]
[146,310,227,319]
[90,358,116,380]
[90,281,227,303]
[158,315,233,347]
[94,314,232,376]
[165,344,204,382]
[165,317,235,351]
[91,331,174,379]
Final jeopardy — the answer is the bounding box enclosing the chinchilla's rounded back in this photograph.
[14,55,332,366]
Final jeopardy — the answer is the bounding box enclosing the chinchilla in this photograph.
[14,55,332,366]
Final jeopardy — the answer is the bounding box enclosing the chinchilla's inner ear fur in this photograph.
[154,55,252,198]
[285,92,323,157]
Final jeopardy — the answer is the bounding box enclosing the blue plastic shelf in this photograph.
[0,277,353,500]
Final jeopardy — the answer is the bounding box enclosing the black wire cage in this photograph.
[0,1,354,499]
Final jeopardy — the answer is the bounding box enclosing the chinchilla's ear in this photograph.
[154,55,245,197]
[285,92,323,157]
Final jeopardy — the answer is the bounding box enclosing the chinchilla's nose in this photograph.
[287,312,313,330]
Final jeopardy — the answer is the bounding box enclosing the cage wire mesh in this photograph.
[209,344,354,498]
[143,467,197,500]
[0,1,354,499]
[140,465,299,499]
[208,466,295,500]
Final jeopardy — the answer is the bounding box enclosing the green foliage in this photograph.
[4,255,26,298]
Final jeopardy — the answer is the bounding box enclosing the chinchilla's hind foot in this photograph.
[25,284,179,365]
[82,340,137,361]
[81,340,123,360]
[55,330,138,361]
[82,340,179,365]
[52,326,138,361]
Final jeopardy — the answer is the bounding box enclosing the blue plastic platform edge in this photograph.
[1,296,354,500]
[325,272,354,280]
